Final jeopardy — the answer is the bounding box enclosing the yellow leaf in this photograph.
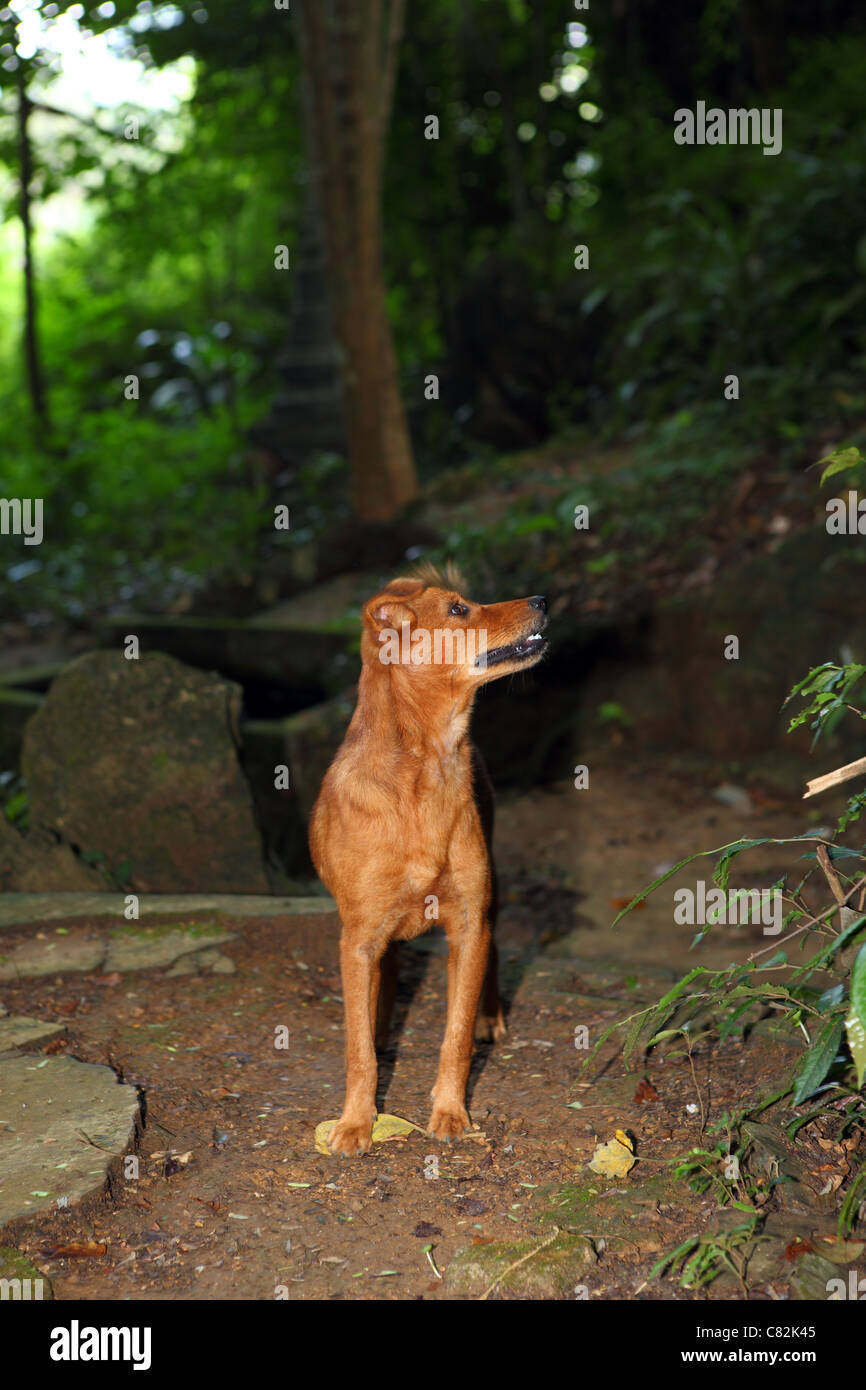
[589,1131,636,1178]
[314,1113,423,1155]
[371,1113,424,1143]
[314,1120,336,1155]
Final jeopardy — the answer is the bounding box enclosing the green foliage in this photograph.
[596,701,633,729]
[838,1163,866,1239]
[818,445,866,488]
[1,5,865,612]
[594,635,866,1264]
[579,33,866,445]
[847,945,866,1089]
[649,1217,762,1290]
[1,409,265,616]
[785,662,866,746]
[2,787,28,828]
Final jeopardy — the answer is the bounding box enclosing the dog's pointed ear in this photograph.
[364,579,422,633]
[364,588,417,634]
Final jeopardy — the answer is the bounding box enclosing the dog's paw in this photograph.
[328,1117,374,1157]
[427,1103,471,1142]
[475,1009,507,1043]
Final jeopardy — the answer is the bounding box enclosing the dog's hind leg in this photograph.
[471,747,506,1041]
[373,942,399,1049]
[475,935,506,1041]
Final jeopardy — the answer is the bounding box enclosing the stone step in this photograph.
[242,687,355,821]
[0,662,66,691]
[0,1016,67,1053]
[93,616,355,695]
[0,891,335,931]
[0,1053,140,1229]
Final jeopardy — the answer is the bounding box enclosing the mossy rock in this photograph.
[0,815,104,894]
[107,917,221,940]
[445,1232,595,1299]
[21,651,268,893]
[104,920,235,972]
[790,1252,845,1301]
[0,1247,53,1300]
[538,1170,681,1242]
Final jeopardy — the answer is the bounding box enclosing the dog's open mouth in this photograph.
[476,630,548,668]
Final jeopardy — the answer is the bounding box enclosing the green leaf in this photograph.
[799,845,864,861]
[792,1017,844,1105]
[611,851,724,925]
[719,1000,756,1039]
[757,950,788,969]
[649,1236,699,1282]
[647,1027,686,1047]
[713,840,774,890]
[654,966,708,1010]
[818,445,863,486]
[845,943,866,1088]
[817,983,845,1013]
[624,1005,672,1064]
[613,835,841,927]
[3,790,28,824]
[838,1165,866,1239]
[788,914,866,984]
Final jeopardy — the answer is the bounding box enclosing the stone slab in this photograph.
[104,924,237,973]
[0,935,105,980]
[0,1017,66,1052]
[0,892,336,931]
[0,1053,139,1227]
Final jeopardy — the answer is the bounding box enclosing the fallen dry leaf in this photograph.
[412,1222,442,1239]
[589,1130,636,1178]
[314,1113,423,1155]
[46,1241,107,1259]
[785,1238,813,1261]
[815,1235,866,1263]
[634,1079,659,1104]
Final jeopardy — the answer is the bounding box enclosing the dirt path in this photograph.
[0,757,855,1299]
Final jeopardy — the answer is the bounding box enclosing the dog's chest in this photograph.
[395,783,479,891]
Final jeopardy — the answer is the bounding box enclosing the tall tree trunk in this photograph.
[17,71,49,431]
[297,0,418,522]
[249,174,347,468]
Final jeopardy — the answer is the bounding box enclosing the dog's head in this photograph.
[361,564,548,688]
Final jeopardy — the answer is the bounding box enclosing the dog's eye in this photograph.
[449,602,469,618]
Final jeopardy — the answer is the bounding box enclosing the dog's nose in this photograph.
[528,595,547,612]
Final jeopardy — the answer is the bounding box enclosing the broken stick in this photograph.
[803,754,866,799]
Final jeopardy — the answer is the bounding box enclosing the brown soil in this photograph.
[0,756,858,1300]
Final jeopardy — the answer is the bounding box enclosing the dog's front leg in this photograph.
[329,928,381,1157]
[428,911,490,1141]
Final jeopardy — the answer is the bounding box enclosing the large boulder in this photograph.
[0,815,104,892]
[21,651,268,893]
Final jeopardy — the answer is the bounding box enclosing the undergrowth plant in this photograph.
[584,445,866,1275]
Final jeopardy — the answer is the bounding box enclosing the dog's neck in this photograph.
[358,661,476,765]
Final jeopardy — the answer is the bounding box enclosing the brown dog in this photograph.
[309,566,548,1156]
